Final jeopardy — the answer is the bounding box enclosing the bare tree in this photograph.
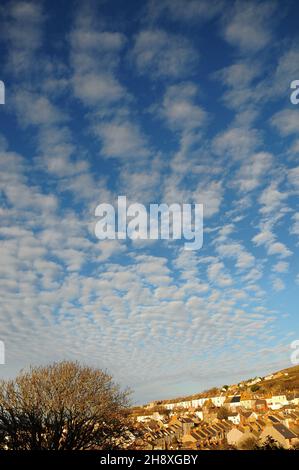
[0,361,132,450]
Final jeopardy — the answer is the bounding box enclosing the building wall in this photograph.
[227,428,244,446]
[260,426,289,448]
[228,414,240,425]
[211,396,226,407]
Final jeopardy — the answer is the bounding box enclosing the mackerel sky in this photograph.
[0,0,298,403]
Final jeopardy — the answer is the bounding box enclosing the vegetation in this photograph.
[217,406,229,420]
[256,436,285,450]
[0,361,132,450]
[239,437,257,450]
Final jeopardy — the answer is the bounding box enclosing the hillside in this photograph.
[138,365,299,410]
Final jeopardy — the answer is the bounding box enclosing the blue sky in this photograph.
[0,0,298,404]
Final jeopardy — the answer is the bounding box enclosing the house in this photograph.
[203,425,220,444]
[228,396,242,408]
[240,410,258,424]
[226,427,246,447]
[136,414,152,422]
[164,403,176,411]
[167,423,182,440]
[267,415,281,425]
[286,394,299,406]
[260,424,298,449]
[194,409,203,420]
[272,371,285,379]
[168,415,182,428]
[181,430,202,446]
[247,377,262,386]
[254,399,268,412]
[146,400,161,408]
[191,397,208,408]
[177,400,192,409]
[264,374,274,381]
[206,423,228,443]
[214,421,232,439]
[180,417,194,435]
[211,396,226,407]
[240,399,255,409]
[136,411,165,422]
[279,412,298,429]
[228,412,241,425]
[227,426,257,448]
[152,430,168,450]
[266,395,288,410]
[202,402,218,423]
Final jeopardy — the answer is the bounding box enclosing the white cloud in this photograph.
[233,152,273,192]
[219,244,255,270]
[272,261,289,273]
[70,12,127,107]
[2,0,44,74]
[271,45,299,98]
[271,110,299,137]
[252,230,274,247]
[222,0,277,53]
[207,261,233,287]
[214,61,263,111]
[288,167,299,191]
[147,0,223,23]
[160,83,206,132]
[290,213,299,236]
[272,278,285,292]
[195,182,223,218]
[267,242,292,258]
[72,73,125,105]
[259,182,288,214]
[14,90,67,127]
[132,29,197,79]
[213,127,261,160]
[94,120,149,160]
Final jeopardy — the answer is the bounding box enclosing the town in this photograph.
[127,365,299,450]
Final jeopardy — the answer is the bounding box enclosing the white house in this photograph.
[290,397,299,406]
[240,398,255,409]
[264,374,274,381]
[247,377,262,386]
[229,396,242,408]
[266,395,288,410]
[195,410,203,420]
[178,400,192,409]
[164,403,176,410]
[191,398,208,408]
[166,400,192,409]
[228,413,241,425]
[136,411,165,423]
[211,396,226,407]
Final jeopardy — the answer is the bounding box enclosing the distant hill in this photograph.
[138,365,299,409]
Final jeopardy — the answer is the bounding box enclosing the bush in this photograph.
[257,436,285,450]
[239,437,257,450]
[217,406,229,420]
